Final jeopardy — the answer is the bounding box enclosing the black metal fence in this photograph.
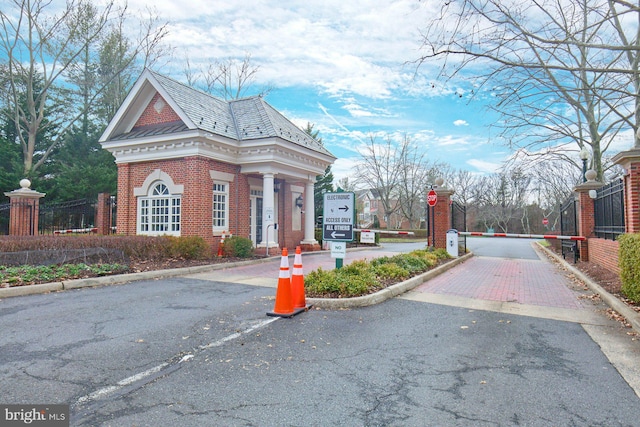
[559,195,580,262]
[0,202,9,235]
[594,178,625,240]
[560,195,578,237]
[450,200,467,253]
[39,198,97,234]
[0,196,119,236]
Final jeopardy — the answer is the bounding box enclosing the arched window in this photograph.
[138,182,181,235]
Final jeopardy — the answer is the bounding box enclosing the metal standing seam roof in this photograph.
[145,71,333,157]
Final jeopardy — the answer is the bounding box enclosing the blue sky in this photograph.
[123,0,513,182]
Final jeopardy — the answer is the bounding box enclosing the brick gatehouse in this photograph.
[100,69,335,253]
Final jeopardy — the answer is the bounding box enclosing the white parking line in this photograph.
[75,317,279,405]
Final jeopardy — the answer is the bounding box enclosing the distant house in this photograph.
[100,69,335,252]
[356,189,412,229]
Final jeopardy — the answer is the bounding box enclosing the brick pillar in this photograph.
[612,148,640,234]
[116,163,132,235]
[574,175,604,262]
[432,188,454,249]
[4,179,45,236]
[95,193,112,235]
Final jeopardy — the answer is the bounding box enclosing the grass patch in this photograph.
[0,263,130,288]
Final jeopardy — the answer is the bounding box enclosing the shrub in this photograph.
[306,267,342,295]
[369,256,392,267]
[431,248,451,259]
[388,253,431,274]
[0,235,215,264]
[305,262,381,297]
[222,236,254,258]
[167,236,210,259]
[619,234,640,302]
[374,262,409,281]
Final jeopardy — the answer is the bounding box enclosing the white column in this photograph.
[259,173,277,248]
[301,180,318,245]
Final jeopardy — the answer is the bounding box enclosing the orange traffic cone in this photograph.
[267,248,306,318]
[217,231,226,257]
[291,246,311,310]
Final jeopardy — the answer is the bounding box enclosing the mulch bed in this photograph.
[546,247,640,316]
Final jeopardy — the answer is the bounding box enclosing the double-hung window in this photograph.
[138,183,181,235]
[212,182,229,232]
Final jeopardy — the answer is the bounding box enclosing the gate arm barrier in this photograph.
[458,231,586,241]
[354,229,415,235]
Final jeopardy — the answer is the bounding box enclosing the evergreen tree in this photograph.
[303,123,334,223]
[0,112,22,198]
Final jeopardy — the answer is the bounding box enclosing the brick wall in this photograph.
[116,157,249,253]
[624,162,640,233]
[134,93,181,128]
[588,238,620,274]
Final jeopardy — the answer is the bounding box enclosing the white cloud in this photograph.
[132,0,430,99]
[467,159,502,174]
[331,157,360,185]
[434,135,470,147]
[453,120,468,126]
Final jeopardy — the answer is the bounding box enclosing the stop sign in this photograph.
[543,218,549,226]
[427,189,438,207]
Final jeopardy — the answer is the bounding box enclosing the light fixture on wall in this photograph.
[274,181,281,193]
[295,195,303,208]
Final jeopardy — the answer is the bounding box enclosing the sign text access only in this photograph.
[322,192,355,241]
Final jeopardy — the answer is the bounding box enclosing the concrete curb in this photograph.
[536,242,640,334]
[307,252,474,309]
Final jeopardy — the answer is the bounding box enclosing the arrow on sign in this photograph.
[331,231,346,239]
[338,205,349,212]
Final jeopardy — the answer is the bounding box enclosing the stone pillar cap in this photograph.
[4,179,46,199]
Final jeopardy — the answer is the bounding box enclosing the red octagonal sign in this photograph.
[427,189,438,207]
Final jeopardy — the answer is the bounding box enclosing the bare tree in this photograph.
[416,0,640,181]
[354,134,406,229]
[183,53,272,100]
[471,168,531,233]
[396,136,443,229]
[0,0,168,176]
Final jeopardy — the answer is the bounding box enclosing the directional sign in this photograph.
[322,192,355,242]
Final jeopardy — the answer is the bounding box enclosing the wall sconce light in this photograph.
[295,195,303,208]
[274,181,281,193]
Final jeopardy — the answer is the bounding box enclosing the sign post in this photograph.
[427,188,437,248]
[323,191,355,269]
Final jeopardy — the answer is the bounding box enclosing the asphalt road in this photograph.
[465,235,541,259]
[1,240,639,426]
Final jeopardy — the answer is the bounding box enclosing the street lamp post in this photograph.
[579,147,589,183]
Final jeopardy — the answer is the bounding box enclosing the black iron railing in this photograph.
[594,178,625,240]
[450,200,467,253]
[560,195,578,237]
[39,199,97,234]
